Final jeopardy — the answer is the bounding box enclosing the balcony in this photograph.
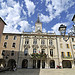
[31,53,47,59]
[48,45,55,49]
[32,44,39,49]
[61,56,73,60]
[24,44,30,48]
[40,45,47,49]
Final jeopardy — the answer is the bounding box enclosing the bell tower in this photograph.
[35,15,42,32]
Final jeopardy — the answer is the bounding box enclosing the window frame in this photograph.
[24,48,28,56]
[25,39,29,44]
[50,49,53,57]
[12,43,16,48]
[5,35,8,40]
[4,42,7,48]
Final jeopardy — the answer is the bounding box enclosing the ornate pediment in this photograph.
[40,45,47,49]
[49,45,55,49]
[32,44,39,48]
[24,44,30,48]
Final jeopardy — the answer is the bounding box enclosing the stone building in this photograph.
[0,33,21,68]
[0,17,6,42]
[0,17,75,69]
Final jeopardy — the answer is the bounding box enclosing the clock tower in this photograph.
[35,15,42,32]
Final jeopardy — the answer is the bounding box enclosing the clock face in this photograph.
[37,27,40,30]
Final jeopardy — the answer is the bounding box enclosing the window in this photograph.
[72,38,74,42]
[41,49,45,54]
[33,39,37,44]
[61,52,65,57]
[11,51,14,56]
[49,40,53,45]
[67,52,71,57]
[60,44,63,48]
[24,48,28,56]
[41,39,45,45]
[66,44,69,48]
[73,45,75,49]
[25,39,29,44]
[4,42,7,48]
[50,49,53,56]
[33,49,36,53]
[2,50,5,56]
[5,35,8,39]
[13,36,17,40]
[12,43,16,48]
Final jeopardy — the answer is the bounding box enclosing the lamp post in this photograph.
[58,14,75,42]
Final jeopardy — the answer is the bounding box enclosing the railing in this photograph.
[31,53,47,59]
[61,56,72,59]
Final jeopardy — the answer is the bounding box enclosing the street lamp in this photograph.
[58,24,69,42]
[72,14,75,24]
[58,14,75,42]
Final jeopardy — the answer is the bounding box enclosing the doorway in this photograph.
[22,59,28,68]
[37,60,40,68]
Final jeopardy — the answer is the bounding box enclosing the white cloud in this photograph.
[42,28,46,32]
[40,0,75,23]
[40,14,50,23]
[51,22,69,34]
[22,9,26,15]
[24,0,35,17]
[18,21,31,32]
[48,31,55,33]
[0,0,33,33]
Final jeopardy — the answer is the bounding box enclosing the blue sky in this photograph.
[0,0,75,34]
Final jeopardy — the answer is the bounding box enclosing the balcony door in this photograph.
[37,60,40,68]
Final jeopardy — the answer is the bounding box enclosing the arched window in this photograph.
[24,48,28,56]
[33,49,36,53]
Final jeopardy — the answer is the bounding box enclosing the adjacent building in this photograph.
[0,17,75,69]
[0,17,6,42]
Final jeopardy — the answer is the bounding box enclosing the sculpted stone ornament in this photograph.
[32,44,39,49]
[24,44,30,48]
[49,45,55,49]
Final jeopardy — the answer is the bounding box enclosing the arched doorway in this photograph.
[62,60,72,68]
[22,59,28,68]
[0,59,6,67]
[50,60,55,68]
[8,59,16,68]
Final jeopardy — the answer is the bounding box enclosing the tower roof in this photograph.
[36,14,41,23]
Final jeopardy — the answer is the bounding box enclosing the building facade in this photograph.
[0,17,75,69]
[0,33,21,68]
[0,17,6,42]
